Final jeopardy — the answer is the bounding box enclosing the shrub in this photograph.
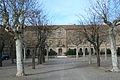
[65,49,76,55]
[49,49,57,56]
[100,51,105,55]
[107,49,111,54]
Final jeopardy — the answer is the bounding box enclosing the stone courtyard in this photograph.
[0,56,120,80]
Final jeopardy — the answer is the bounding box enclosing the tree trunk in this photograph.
[88,45,92,64]
[37,47,44,64]
[109,29,119,71]
[94,46,100,67]
[43,53,45,63]
[32,48,36,69]
[37,53,40,64]
[96,51,100,67]
[10,44,15,64]
[40,52,43,64]
[0,51,2,67]
[0,50,2,67]
[0,42,4,67]
[37,47,41,64]
[16,39,25,77]
[42,48,46,63]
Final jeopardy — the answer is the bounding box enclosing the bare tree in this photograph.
[36,25,50,64]
[78,13,107,67]
[90,0,120,71]
[23,28,37,69]
[0,27,5,67]
[0,0,38,76]
[27,8,50,65]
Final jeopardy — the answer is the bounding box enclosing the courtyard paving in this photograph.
[0,56,120,80]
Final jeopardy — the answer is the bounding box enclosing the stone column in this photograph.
[105,45,107,60]
[88,44,92,64]
[92,48,95,56]
[23,47,26,61]
[76,47,79,59]
[82,46,85,61]
[46,47,49,61]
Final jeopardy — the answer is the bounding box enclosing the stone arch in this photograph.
[85,48,89,55]
[79,48,83,55]
[58,48,62,56]
[26,48,30,56]
[91,48,94,55]
[107,48,111,55]
[117,47,120,55]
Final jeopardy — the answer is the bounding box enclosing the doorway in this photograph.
[58,48,62,56]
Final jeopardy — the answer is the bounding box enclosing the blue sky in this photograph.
[39,0,90,25]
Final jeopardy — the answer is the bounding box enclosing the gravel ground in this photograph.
[0,56,120,80]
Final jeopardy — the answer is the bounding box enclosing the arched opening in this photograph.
[27,49,30,57]
[58,48,62,56]
[79,48,83,55]
[107,48,111,56]
[91,48,93,55]
[117,47,120,55]
[85,48,89,55]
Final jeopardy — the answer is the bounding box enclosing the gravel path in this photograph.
[0,57,120,80]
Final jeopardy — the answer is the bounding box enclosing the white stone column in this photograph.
[46,47,49,61]
[88,44,92,64]
[76,47,79,59]
[23,47,26,61]
[99,48,102,59]
[105,46,107,60]
[82,46,85,61]
[92,48,95,56]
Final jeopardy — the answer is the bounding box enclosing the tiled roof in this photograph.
[25,25,109,30]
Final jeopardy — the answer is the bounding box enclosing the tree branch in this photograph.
[102,14,112,26]
[113,18,120,26]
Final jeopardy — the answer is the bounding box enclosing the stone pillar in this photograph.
[88,44,92,64]
[23,47,26,61]
[105,46,107,60]
[76,47,79,59]
[82,46,85,61]
[99,48,102,59]
[46,47,49,61]
[92,48,95,56]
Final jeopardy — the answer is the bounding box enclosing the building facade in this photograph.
[24,25,120,56]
